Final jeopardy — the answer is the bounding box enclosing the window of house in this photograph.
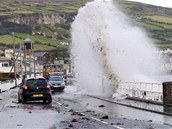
[2,63,9,67]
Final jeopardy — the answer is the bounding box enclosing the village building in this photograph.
[34,51,49,65]
[0,57,14,78]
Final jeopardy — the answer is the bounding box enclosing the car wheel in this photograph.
[48,99,52,103]
[22,96,26,104]
[18,97,22,103]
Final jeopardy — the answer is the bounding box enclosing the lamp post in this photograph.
[12,32,17,87]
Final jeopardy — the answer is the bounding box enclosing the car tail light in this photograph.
[24,86,28,90]
[46,85,50,88]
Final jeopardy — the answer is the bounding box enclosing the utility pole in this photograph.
[34,53,36,77]
[20,42,23,78]
[24,43,26,76]
[29,54,31,77]
[12,32,17,87]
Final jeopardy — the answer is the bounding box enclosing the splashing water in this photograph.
[71,0,162,97]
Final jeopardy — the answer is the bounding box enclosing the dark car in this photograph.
[18,77,52,104]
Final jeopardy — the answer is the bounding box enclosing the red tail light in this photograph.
[24,86,28,90]
[46,85,50,88]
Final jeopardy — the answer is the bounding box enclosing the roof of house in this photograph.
[0,57,11,62]
[24,38,33,43]
[34,52,48,57]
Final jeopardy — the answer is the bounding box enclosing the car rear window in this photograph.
[26,79,47,87]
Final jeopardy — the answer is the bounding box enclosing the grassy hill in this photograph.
[0,0,90,15]
[0,0,171,51]
[0,0,91,51]
[116,0,172,49]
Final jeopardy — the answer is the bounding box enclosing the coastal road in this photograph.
[0,85,171,129]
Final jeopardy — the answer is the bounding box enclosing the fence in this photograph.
[117,81,163,102]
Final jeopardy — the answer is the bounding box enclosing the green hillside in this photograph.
[0,0,171,50]
[116,0,172,49]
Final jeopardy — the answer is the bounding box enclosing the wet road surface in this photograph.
[0,85,171,129]
[53,85,172,129]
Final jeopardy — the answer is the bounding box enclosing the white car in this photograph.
[48,72,65,79]
[48,76,65,92]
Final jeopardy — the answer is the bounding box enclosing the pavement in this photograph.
[0,78,21,92]
[89,95,172,117]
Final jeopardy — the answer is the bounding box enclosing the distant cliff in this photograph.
[0,12,75,35]
[3,13,66,26]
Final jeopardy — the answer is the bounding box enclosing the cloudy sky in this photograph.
[126,0,172,8]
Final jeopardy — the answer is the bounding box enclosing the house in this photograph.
[0,57,14,78]
[34,52,49,74]
[34,52,49,65]
[0,52,22,78]
[5,49,23,60]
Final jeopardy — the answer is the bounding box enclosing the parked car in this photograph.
[48,76,65,92]
[18,77,52,104]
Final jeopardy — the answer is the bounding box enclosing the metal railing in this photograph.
[117,81,163,102]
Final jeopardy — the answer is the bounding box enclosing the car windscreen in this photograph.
[50,73,64,76]
[26,79,47,87]
[49,77,63,81]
